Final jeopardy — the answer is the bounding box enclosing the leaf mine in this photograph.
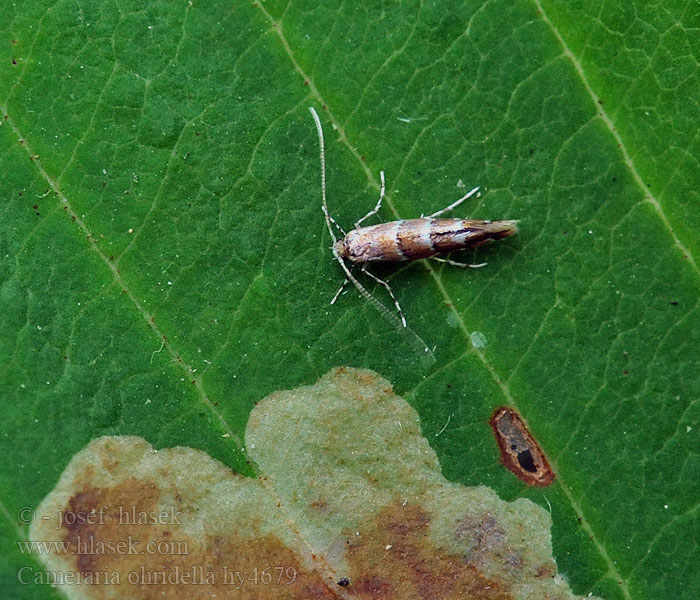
[490,407,556,487]
[29,367,601,599]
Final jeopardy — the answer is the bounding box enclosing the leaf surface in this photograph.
[1,2,698,599]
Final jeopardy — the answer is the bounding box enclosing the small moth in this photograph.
[490,407,555,487]
[309,106,518,341]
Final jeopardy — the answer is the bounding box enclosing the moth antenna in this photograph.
[332,246,435,362]
[310,106,435,365]
[309,107,344,242]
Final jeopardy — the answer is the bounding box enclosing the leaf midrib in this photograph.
[534,0,698,277]
[259,4,644,598]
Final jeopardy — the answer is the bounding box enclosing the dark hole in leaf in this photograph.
[517,449,537,473]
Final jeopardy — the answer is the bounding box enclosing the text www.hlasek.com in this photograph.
[17,536,188,557]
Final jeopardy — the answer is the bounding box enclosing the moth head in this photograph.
[333,239,348,258]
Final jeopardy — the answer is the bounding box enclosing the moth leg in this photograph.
[428,186,479,218]
[361,264,407,327]
[329,213,347,238]
[355,171,386,228]
[431,256,487,269]
[321,203,347,240]
[330,276,350,305]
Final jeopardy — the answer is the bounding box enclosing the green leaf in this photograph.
[1,1,697,599]
[29,370,598,599]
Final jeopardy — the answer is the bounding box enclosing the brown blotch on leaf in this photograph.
[344,502,512,600]
[30,438,339,599]
[30,370,600,600]
[490,407,555,487]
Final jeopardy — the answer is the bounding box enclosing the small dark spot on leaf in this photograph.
[516,449,537,473]
[670,301,679,306]
[12,58,17,65]
[490,407,555,486]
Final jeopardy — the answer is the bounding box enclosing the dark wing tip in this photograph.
[487,219,519,239]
